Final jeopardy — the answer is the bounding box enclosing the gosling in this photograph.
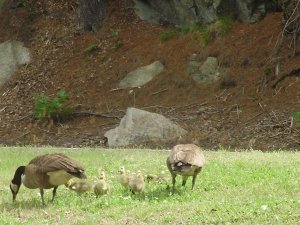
[67,179,92,194]
[128,170,145,194]
[117,166,129,189]
[94,170,110,197]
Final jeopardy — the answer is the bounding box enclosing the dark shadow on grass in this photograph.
[0,199,47,210]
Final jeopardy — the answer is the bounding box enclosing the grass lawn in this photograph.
[0,147,299,224]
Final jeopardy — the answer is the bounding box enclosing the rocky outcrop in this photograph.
[134,0,273,25]
[187,55,224,83]
[0,40,31,88]
[104,107,187,147]
[119,61,164,88]
[78,0,107,31]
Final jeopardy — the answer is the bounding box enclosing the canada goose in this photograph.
[10,153,86,204]
[128,170,145,194]
[117,166,129,189]
[166,144,205,190]
[94,170,110,197]
[67,179,92,194]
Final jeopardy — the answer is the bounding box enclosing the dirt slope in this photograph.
[0,0,300,150]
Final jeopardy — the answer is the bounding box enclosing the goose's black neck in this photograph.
[12,166,25,185]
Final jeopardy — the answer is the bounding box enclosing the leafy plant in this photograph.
[84,44,98,53]
[110,29,119,37]
[0,0,5,8]
[292,112,300,127]
[159,30,177,42]
[34,89,74,121]
[179,17,234,45]
[111,39,123,50]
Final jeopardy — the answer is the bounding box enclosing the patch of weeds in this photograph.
[180,22,203,34]
[111,39,123,50]
[84,44,98,53]
[34,89,74,121]
[160,30,177,42]
[264,67,272,76]
[110,29,119,37]
[292,112,300,127]
[0,0,5,8]
[180,17,234,45]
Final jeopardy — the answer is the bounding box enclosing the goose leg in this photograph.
[182,176,188,187]
[51,186,58,202]
[192,168,202,190]
[40,189,45,205]
[191,175,197,190]
[171,174,176,192]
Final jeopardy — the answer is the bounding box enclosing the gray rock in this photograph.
[0,41,31,88]
[104,107,187,147]
[119,61,164,88]
[188,56,223,83]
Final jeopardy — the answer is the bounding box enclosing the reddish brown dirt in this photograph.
[0,0,300,150]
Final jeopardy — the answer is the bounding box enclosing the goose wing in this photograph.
[29,153,86,178]
[169,144,205,168]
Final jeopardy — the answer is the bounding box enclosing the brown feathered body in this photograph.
[10,153,86,204]
[166,144,205,190]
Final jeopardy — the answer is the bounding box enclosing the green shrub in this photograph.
[34,90,74,121]
[180,22,203,34]
[179,17,234,45]
[160,30,177,42]
[292,112,300,127]
[84,44,98,53]
[111,39,123,50]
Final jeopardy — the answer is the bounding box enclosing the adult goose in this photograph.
[10,153,86,204]
[166,144,205,191]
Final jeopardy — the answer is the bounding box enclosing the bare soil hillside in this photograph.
[0,0,300,150]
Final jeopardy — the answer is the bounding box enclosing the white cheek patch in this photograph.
[177,162,183,166]
[10,183,18,192]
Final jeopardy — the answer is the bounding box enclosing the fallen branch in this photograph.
[272,68,300,88]
[150,88,168,96]
[72,111,121,119]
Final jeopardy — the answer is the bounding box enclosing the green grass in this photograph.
[1,147,300,224]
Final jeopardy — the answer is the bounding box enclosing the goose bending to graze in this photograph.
[166,144,205,191]
[10,153,86,204]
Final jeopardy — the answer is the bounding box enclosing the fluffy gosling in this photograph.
[67,179,92,194]
[94,170,110,197]
[117,166,130,189]
[128,170,145,194]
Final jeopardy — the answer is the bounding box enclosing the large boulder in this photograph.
[0,40,31,88]
[119,60,164,88]
[133,0,271,25]
[104,107,187,147]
